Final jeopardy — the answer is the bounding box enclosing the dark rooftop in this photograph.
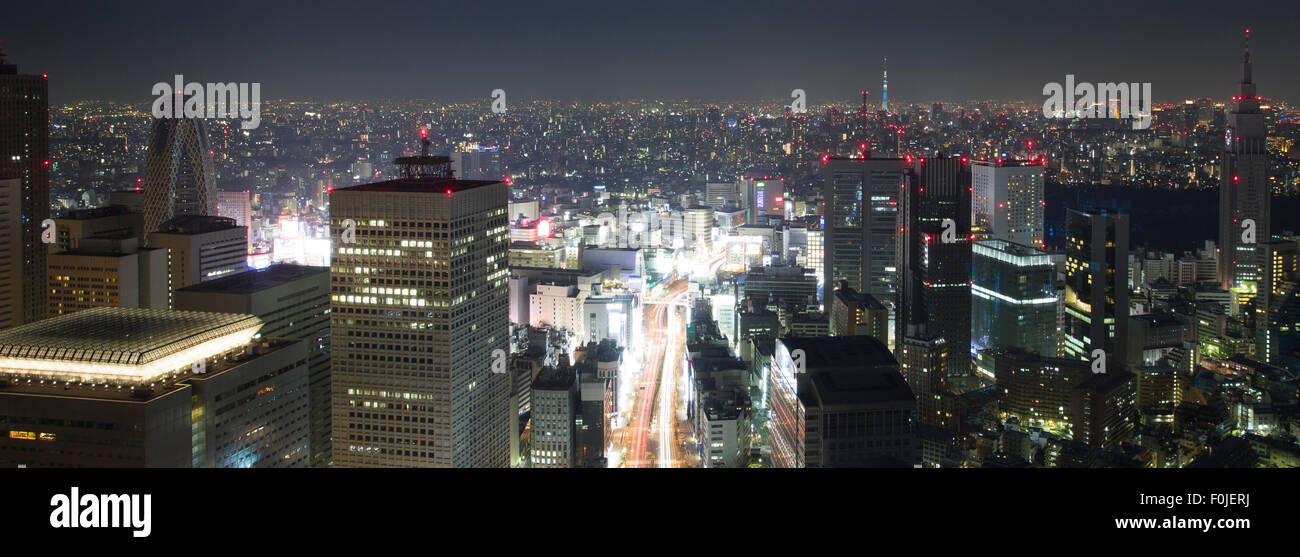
[336,177,501,194]
[804,367,914,407]
[778,335,897,370]
[58,205,135,220]
[533,365,576,391]
[156,215,239,234]
[176,264,327,295]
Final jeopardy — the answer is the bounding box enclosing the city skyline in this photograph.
[4,6,1300,476]
[5,3,1300,547]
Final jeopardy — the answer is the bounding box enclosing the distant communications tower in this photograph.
[882,57,888,111]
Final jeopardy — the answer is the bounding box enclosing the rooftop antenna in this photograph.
[1237,28,1248,84]
[394,128,453,179]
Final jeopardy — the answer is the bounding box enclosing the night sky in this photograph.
[3,0,1298,105]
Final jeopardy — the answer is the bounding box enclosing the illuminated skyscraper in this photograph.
[148,215,248,306]
[530,363,578,468]
[1257,238,1300,367]
[46,236,168,316]
[897,156,972,377]
[330,150,510,467]
[0,179,22,329]
[822,157,905,301]
[899,326,949,428]
[175,264,332,467]
[1218,30,1270,296]
[142,117,216,245]
[971,159,1044,247]
[0,51,49,326]
[829,281,888,342]
[1062,209,1129,367]
[971,239,1059,364]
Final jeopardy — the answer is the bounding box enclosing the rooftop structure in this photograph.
[0,307,262,383]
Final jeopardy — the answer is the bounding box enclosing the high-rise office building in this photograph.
[986,347,1091,434]
[1257,239,1299,365]
[174,264,332,467]
[46,206,144,255]
[985,346,1136,449]
[215,190,251,227]
[1266,283,1300,373]
[575,340,618,468]
[0,179,22,329]
[828,280,888,342]
[897,156,972,377]
[770,336,917,468]
[684,208,714,256]
[899,326,949,429]
[0,52,49,326]
[704,182,740,210]
[216,189,253,245]
[448,145,502,181]
[142,117,216,246]
[330,152,510,467]
[807,228,824,291]
[822,157,905,302]
[47,236,168,316]
[741,265,818,312]
[1218,30,1270,295]
[1257,238,1300,371]
[148,215,248,306]
[530,363,578,468]
[1070,369,1138,450]
[1062,209,1129,367]
[0,308,309,468]
[739,177,784,223]
[971,159,1044,247]
[971,239,1059,361]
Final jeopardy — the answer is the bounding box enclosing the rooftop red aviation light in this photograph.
[419,128,428,137]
